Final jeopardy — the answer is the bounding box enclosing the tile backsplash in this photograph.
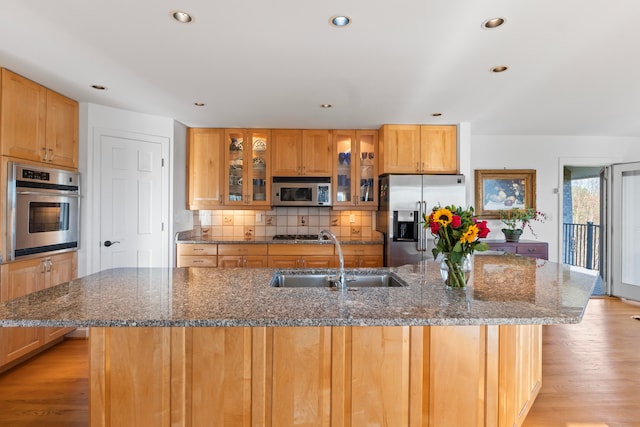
[193,207,382,241]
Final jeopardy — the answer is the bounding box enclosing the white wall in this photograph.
[78,103,175,277]
[172,120,192,265]
[470,134,640,261]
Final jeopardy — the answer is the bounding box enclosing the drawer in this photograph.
[486,245,516,254]
[342,245,383,256]
[178,256,217,267]
[516,244,548,259]
[218,244,268,256]
[177,244,217,256]
[268,244,334,256]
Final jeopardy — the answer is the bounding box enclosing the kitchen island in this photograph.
[0,255,595,427]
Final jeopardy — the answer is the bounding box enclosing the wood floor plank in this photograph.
[523,298,640,427]
[0,338,88,427]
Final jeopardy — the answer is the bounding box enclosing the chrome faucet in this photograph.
[319,229,346,290]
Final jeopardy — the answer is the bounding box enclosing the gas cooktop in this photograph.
[272,234,328,241]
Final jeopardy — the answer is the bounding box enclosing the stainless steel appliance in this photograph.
[6,162,80,260]
[272,177,331,207]
[272,234,329,241]
[377,174,466,267]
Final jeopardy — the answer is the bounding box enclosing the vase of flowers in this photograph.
[499,208,547,242]
[424,205,490,288]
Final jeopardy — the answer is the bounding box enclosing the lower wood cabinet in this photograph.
[342,244,383,268]
[90,324,541,427]
[217,244,268,268]
[176,243,217,267]
[267,244,335,268]
[0,252,77,369]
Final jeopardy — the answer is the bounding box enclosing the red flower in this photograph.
[451,215,461,228]
[429,221,440,233]
[476,220,490,238]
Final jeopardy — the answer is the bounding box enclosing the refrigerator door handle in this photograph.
[421,201,428,251]
[416,201,423,252]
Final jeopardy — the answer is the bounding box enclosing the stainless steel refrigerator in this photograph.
[377,174,466,267]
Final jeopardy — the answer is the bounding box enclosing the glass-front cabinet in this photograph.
[224,129,270,207]
[333,130,378,210]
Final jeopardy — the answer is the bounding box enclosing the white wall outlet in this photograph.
[256,213,263,224]
[349,214,355,224]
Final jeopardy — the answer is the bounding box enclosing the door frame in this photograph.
[608,161,640,301]
[86,127,170,274]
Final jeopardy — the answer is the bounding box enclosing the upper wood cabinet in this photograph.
[379,124,457,174]
[187,128,224,209]
[223,129,271,207]
[333,130,378,210]
[0,69,78,168]
[271,129,332,176]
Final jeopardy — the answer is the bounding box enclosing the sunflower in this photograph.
[460,224,479,244]
[433,208,453,226]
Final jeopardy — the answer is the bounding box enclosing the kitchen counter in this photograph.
[0,254,594,328]
[0,255,596,427]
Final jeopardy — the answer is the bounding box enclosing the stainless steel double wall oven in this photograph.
[5,162,80,261]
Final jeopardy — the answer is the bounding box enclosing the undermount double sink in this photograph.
[269,270,406,288]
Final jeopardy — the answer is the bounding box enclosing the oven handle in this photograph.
[16,191,80,197]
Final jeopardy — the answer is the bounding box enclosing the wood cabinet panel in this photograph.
[268,244,334,257]
[45,90,79,168]
[420,125,457,173]
[301,130,332,176]
[218,256,268,268]
[223,129,271,207]
[91,324,538,427]
[342,244,383,268]
[0,253,77,366]
[187,128,224,209]
[177,244,217,257]
[0,68,47,163]
[217,244,268,256]
[0,69,78,168]
[379,124,458,174]
[271,129,302,176]
[333,130,378,210]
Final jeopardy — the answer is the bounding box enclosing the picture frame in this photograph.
[474,169,536,219]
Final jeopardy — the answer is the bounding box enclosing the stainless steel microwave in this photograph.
[272,177,331,207]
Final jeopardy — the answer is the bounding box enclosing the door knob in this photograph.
[104,240,120,247]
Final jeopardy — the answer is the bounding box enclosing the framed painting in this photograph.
[474,169,536,219]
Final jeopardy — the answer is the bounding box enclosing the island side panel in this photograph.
[90,327,172,427]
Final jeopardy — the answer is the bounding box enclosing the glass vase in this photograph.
[440,253,472,288]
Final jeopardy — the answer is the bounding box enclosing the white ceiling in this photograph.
[2,0,640,136]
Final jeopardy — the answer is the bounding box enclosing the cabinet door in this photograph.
[187,128,224,209]
[0,258,46,365]
[218,256,244,268]
[271,129,302,176]
[267,256,300,268]
[301,130,333,176]
[0,69,47,162]
[224,129,247,206]
[244,256,268,268]
[44,252,77,343]
[301,256,334,268]
[247,129,270,206]
[333,130,355,207]
[45,90,79,168]
[355,130,378,209]
[420,125,457,173]
[379,125,421,174]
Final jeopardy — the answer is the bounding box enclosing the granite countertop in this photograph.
[0,255,595,328]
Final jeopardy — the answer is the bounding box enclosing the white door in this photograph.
[99,133,166,269]
[610,161,640,301]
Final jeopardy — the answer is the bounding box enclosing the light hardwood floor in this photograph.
[0,298,638,427]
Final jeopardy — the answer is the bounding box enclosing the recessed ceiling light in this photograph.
[194,102,205,107]
[431,113,443,117]
[321,104,333,108]
[91,84,107,90]
[171,10,193,23]
[329,15,351,27]
[482,17,505,29]
[491,65,509,73]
